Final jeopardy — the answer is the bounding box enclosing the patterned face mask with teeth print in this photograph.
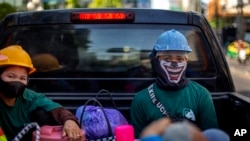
[151,57,189,91]
[160,60,187,84]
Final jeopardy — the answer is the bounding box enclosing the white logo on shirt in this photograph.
[183,108,196,121]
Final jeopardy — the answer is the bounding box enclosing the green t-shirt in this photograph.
[130,81,218,138]
[0,88,62,141]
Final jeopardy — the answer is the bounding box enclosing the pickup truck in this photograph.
[0,8,249,141]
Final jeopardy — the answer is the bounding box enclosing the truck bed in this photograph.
[43,91,250,140]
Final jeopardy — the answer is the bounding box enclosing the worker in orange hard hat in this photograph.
[32,53,63,72]
[30,53,74,92]
[0,45,84,141]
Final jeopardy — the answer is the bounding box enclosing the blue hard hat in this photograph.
[151,29,192,57]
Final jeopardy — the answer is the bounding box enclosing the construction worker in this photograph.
[30,53,74,92]
[0,45,84,141]
[32,53,63,72]
[130,29,218,138]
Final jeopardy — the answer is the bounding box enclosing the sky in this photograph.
[202,0,210,4]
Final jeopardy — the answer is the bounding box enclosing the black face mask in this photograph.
[151,57,189,91]
[0,78,26,98]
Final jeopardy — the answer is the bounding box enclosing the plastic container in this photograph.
[115,125,134,141]
[0,127,7,141]
[32,125,85,141]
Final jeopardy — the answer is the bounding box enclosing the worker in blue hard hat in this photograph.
[130,29,218,138]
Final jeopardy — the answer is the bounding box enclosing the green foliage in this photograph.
[66,0,80,8]
[0,2,16,21]
[209,17,235,29]
[88,0,122,8]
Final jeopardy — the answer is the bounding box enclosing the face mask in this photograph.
[151,58,189,91]
[0,78,26,98]
[160,60,187,84]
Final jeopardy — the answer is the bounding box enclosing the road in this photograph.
[227,57,250,98]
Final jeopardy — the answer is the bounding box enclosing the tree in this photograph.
[0,2,16,21]
[88,0,122,8]
[66,0,80,8]
[209,17,234,29]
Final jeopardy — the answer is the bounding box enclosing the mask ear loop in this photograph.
[27,76,30,84]
[24,68,30,85]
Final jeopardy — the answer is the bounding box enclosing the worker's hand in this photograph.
[62,119,85,141]
[140,117,172,138]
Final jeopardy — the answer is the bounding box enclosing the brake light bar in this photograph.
[71,11,135,22]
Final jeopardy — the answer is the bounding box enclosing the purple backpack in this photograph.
[75,90,128,140]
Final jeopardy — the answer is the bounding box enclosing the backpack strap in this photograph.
[95,89,117,109]
[147,84,197,124]
[12,122,40,141]
[147,84,170,117]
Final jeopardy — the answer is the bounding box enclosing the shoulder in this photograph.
[188,81,209,92]
[186,81,211,99]
[132,84,154,105]
[134,84,152,99]
[23,88,46,101]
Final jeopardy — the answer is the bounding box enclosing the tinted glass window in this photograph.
[0,24,216,93]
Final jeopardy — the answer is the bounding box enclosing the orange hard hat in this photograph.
[0,45,36,74]
[32,53,63,72]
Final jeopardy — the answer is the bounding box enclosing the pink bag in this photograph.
[32,125,85,141]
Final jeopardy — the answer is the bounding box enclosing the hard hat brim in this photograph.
[0,63,36,74]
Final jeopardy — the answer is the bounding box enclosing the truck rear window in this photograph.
[0,24,217,93]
